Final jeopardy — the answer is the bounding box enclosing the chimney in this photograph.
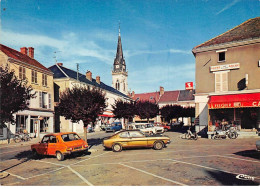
[20,47,28,55]
[96,76,100,84]
[132,91,135,97]
[86,71,92,81]
[57,63,63,66]
[28,47,34,58]
[160,86,164,96]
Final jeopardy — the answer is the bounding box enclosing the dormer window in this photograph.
[216,49,227,62]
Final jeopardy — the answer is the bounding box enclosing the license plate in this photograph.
[74,146,82,150]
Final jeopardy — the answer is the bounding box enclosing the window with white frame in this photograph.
[216,49,227,62]
[214,71,228,92]
[39,92,49,109]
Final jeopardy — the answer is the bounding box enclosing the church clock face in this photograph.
[116,65,119,69]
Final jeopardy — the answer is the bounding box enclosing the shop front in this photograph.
[208,92,260,132]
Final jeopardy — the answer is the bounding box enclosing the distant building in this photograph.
[112,26,128,95]
[131,86,195,125]
[0,44,54,139]
[192,17,260,136]
[49,63,131,133]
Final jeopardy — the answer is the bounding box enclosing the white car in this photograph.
[130,123,164,134]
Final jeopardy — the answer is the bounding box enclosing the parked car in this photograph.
[100,124,110,131]
[130,123,164,134]
[103,130,171,152]
[105,122,122,132]
[31,132,88,161]
[157,123,171,132]
[256,140,260,151]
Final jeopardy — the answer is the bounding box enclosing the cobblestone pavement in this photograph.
[0,131,259,186]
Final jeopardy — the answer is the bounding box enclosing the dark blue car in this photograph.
[105,122,122,132]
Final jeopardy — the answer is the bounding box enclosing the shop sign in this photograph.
[185,82,193,90]
[209,100,260,109]
[210,63,240,72]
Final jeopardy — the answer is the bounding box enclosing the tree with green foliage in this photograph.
[0,66,35,143]
[57,86,106,141]
[160,105,184,123]
[135,101,159,123]
[112,100,135,129]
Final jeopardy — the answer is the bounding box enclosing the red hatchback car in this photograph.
[31,132,88,161]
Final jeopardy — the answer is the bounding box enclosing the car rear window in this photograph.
[61,133,81,142]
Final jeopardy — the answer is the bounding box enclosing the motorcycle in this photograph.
[212,125,239,140]
[185,127,198,140]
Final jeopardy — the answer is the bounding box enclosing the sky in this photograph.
[1,0,259,93]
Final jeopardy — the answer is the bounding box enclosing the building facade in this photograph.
[49,63,131,133]
[131,86,195,125]
[112,26,128,95]
[192,17,260,136]
[0,44,54,139]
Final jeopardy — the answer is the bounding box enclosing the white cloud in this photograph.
[216,0,240,15]
[128,48,191,57]
[1,29,115,66]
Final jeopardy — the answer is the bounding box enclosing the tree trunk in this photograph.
[7,122,10,144]
[83,126,87,142]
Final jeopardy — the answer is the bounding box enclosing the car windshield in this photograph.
[61,133,81,142]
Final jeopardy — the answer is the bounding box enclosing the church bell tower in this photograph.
[112,24,128,95]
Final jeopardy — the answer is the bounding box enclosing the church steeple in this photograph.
[113,23,126,72]
[112,23,128,95]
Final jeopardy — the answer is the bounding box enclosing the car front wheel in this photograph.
[153,141,164,150]
[56,151,65,161]
[112,143,122,152]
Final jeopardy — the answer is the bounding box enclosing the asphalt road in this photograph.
[0,131,259,186]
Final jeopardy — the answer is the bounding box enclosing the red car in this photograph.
[154,122,171,132]
[31,132,88,161]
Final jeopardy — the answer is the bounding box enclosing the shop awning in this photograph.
[208,93,260,109]
[98,114,114,118]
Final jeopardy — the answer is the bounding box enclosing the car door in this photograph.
[128,131,148,147]
[38,136,49,155]
[47,135,57,155]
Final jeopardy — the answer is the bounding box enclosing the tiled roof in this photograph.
[132,92,160,103]
[134,89,195,104]
[0,44,51,72]
[158,91,179,103]
[49,64,130,99]
[178,90,195,101]
[194,17,260,49]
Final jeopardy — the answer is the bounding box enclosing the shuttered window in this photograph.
[19,66,26,80]
[214,71,228,92]
[48,94,51,109]
[39,91,42,108]
[31,70,37,83]
[42,74,47,86]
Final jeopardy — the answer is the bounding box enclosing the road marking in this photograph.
[67,166,93,186]
[119,163,186,186]
[34,159,65,167]
[168,159,260,180]
[2,171,27,180]
[26,166,66,179]
[70,151,111,166]
[217,155,260,164]
[4,181,22,186]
